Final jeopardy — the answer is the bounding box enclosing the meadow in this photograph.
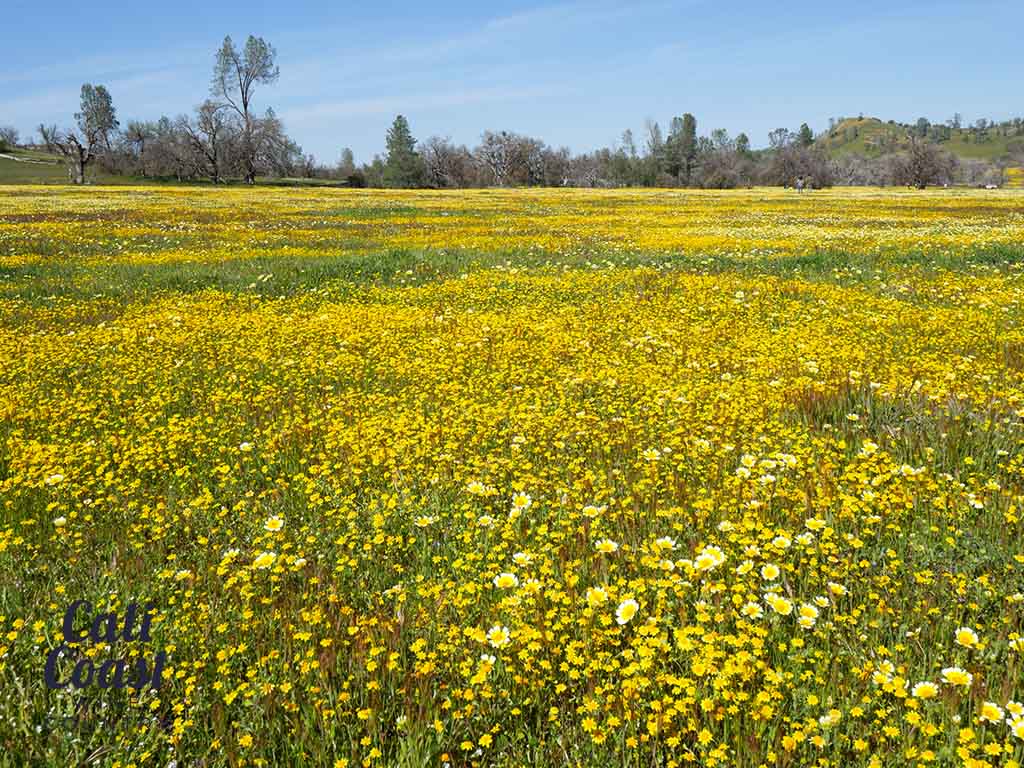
[1,185,1023,767]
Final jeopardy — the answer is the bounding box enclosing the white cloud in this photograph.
[282,84,557,125]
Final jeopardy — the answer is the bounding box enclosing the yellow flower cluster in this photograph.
[3,184,1024,269]
[0,184,1022,767]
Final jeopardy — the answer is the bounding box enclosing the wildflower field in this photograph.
[2,185,1024,768]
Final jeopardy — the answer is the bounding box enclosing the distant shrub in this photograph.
[0,125,18,153]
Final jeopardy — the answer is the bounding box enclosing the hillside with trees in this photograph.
[819,115,1022,187]
[819,115,1024,160]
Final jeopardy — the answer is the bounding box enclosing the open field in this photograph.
[0,150,148,186]
[0,151,70,185]
[1,186,1023,767]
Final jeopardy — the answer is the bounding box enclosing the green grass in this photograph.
[1,190,1023,767]
[0,151,71,184]
[0,158,356,187]
[941,135,1020,160]
[0,150,358,187]
[2,148,63,162]
[4,242,1023,306]
[0,150,132,185]
[818,117,1023,161]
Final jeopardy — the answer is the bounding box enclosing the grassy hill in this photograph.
[0,148,128,184]
[818,117,1024,161]
[0,150,350,187]
[0,148,72,183]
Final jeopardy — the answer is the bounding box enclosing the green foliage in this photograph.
[212,35,279,114]
[819,116,1024,161]
[76,84,118,146]
[383,115,425,188]
[681,114,697,183]
[735,132,752,158]
[797,123,814,147]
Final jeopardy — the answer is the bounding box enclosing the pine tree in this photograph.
[735,132,752,158]
[383,115,424,188]
[666,117,684,178]
[797,123,814,147]
[680,113,697,184]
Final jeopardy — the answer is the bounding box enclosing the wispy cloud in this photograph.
[284,0,646,91]
[283,84,557,125]
[483,1,609,31]
[276,1,644,137]
[3,68,196,130]
[0,44,208,87]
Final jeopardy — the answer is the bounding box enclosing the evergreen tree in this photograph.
[666,117,684,178]
[383,115,424,188]
[735,132,751,158]
[680,113,697,184]
[635,121,663,184]
[797,122,814,147]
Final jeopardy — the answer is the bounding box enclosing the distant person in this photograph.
[795,176,805,193]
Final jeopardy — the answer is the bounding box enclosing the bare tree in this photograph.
[470,131,556,187]
[832,154,891,186]
[422,136,475,188]
[567,153,602,187]
[540,146,571,186]
[299,154,317,178]
[123,120,155,176]
[957,158,1004,187]
[0,125,18,152]
[768,127,793,150]
[512,135,546,185]
[251,107,302,177]
[475,130,512,186]
[145,116,191,180]
[180,101,235,183]
[211,35,279,183]
[38,124,91,184]
[892,136,957,188]
[762,144,835,188]
[696,149,743,188]
[38,84,118,184]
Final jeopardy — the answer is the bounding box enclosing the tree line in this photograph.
[3,33,1018,189]
[357,115,1008,190]
[26,36,301,184]
[341,116,839,190]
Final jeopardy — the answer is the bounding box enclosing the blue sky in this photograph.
[3,0,1021,164]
